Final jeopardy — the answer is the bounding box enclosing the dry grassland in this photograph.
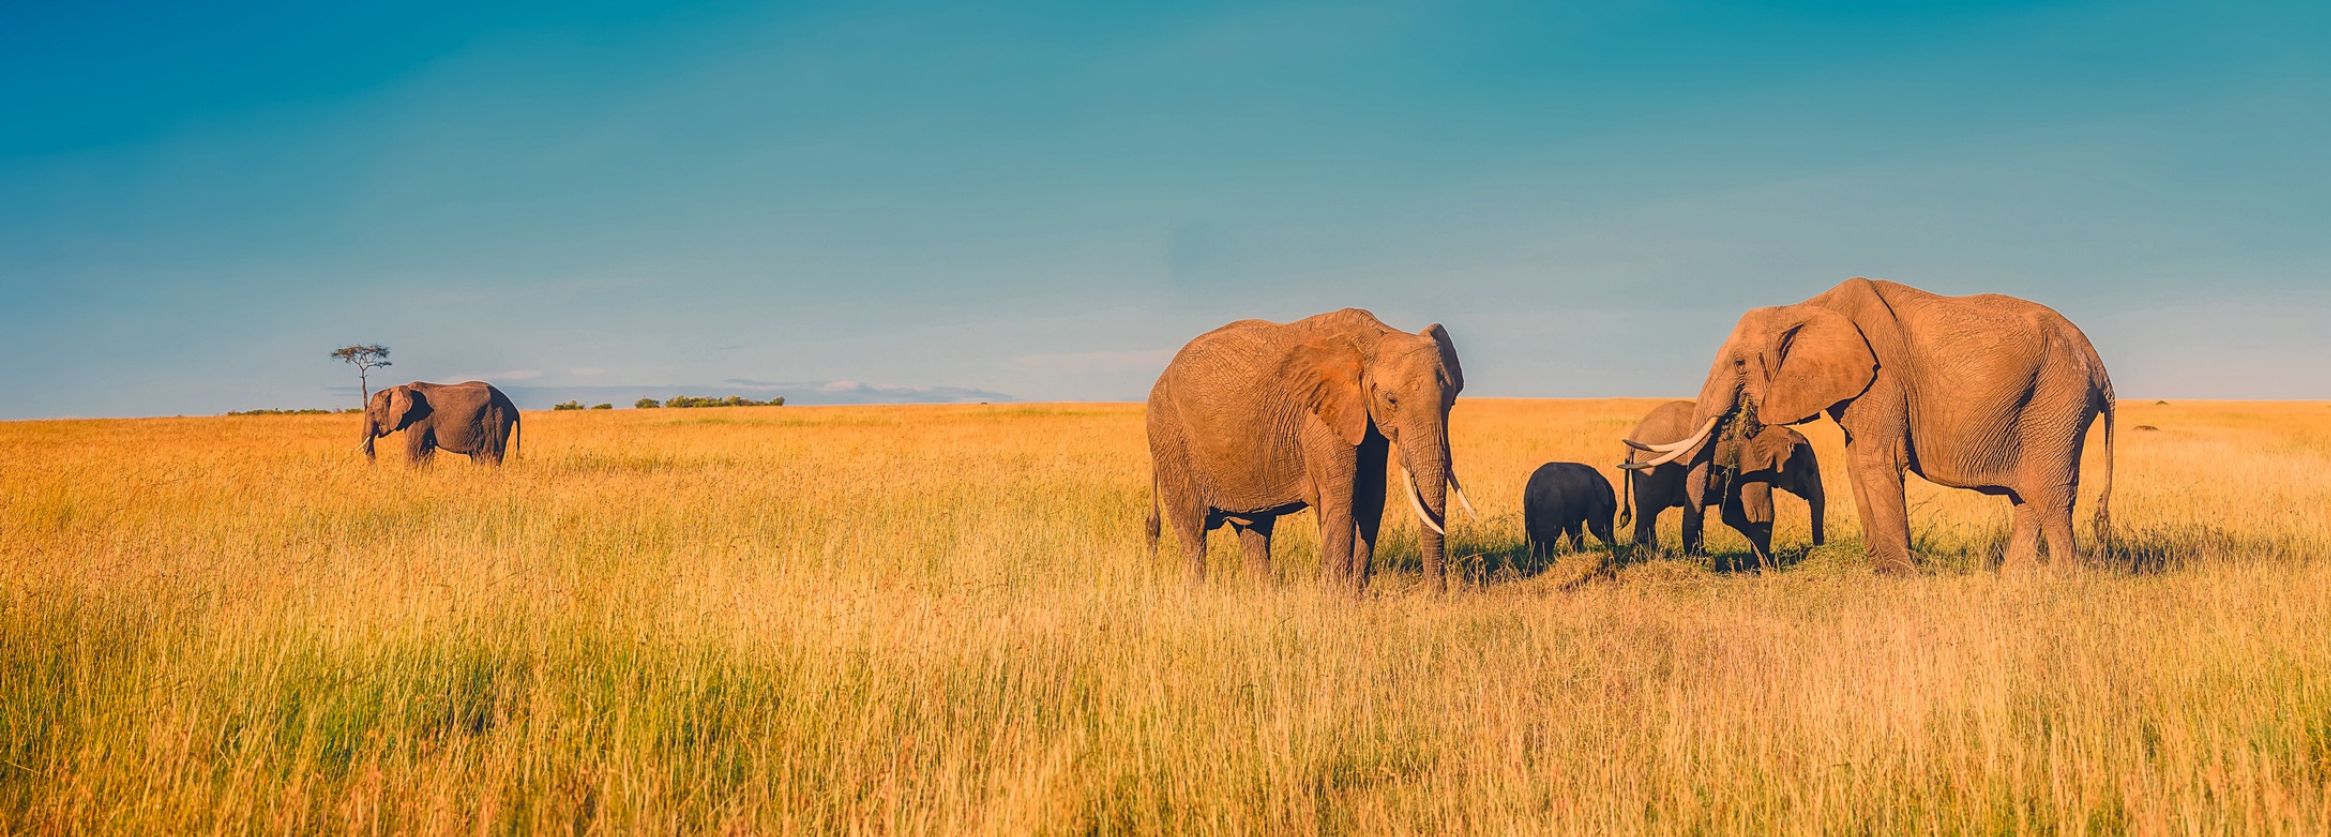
[3,399,2327,833]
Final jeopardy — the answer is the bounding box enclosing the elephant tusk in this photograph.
[1636,444,1695,469]
[1631,416,1720,468]
[1402,467,1446,536]
[1625,416,1720,454]
[1449,471,1480,519]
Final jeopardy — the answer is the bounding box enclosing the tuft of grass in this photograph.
[1,400,2327,833]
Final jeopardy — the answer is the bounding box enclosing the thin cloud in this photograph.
[499,379,1012,409]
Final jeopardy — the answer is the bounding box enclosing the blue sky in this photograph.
[3,0,2325,417]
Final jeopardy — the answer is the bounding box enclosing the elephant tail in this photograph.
[1145,478,1162,559]
[1617,460,1634,528]
[2093,385,2115,552]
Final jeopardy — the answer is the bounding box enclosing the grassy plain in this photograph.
[2,399,2327,833]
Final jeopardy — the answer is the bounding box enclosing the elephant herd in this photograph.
[1145,277,2117,590]
[351,277,2116,591]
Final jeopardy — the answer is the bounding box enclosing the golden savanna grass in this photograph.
[3,399,2328,833]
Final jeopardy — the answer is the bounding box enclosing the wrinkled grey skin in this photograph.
[1626,278,2114,572]
[1147,309,1467,591]
[1621,400,1825,567]
[363,381,521,465]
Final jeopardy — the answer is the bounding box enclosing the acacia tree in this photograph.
[331,344,392,407]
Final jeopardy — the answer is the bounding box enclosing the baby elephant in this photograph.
[1623,400,1824,567]
[1523,462,1619,559]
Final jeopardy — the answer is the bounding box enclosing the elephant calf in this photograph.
[1623,400,1824,567]
[362,381,522,465]
[1522,462,1618,559]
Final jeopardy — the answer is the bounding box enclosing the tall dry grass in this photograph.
[2,399,2327,833]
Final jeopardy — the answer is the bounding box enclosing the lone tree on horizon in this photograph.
[331,344,392,408]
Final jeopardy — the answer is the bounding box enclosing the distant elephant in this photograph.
[362,381,522,465]
[1522,462,1617,559]
[1621,400,1825,567]
[1147,308,1473,591]
[1624,278,2114,572]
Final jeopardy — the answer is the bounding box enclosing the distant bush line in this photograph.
[637,395,785,409]
[545,395,787,411]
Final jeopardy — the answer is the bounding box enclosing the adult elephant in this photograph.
[1147,308,1474,591]
[1625,278,2114,573]
[1621,400,1825,567]
[362,381,522,465]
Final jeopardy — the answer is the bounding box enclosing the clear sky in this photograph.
[3,0,2325,417]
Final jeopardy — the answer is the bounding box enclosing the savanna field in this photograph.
[3,399,2328,834]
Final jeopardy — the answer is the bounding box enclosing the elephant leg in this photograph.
[2002,495,2042,570]
[1680,506,1705,556]
[1157,481,1209,582]
[1589,515,1616,550]
[406,429,436,466]
[1305,451,1361,589]
[1316,502,1358,591]
[1349,443,1386,588]
[1722,502,1773,570]
[2034,483,2080,566]
[1805,482,1828,546]
[1847,442,1915,574]
[1633,507,1659,553]
[1565,524,1584,553]
[1233,517,1275,580]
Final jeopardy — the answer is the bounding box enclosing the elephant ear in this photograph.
[1740,428,1796,475]
[1760,307,1876,425]
[388,387,426,430]
[1421,323,1463,394]
[1283,338,1368,446]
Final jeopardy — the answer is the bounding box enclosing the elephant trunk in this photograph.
[361,416,378,461]
[1399,437,1454,589]
[1738,479,1776,528]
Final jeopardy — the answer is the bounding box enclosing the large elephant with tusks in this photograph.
[1624,278,2114,572]
[1147,309,1473,591]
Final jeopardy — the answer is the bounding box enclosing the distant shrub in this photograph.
[552,401,585,411]
[661,394,785,408]
[226,408,361,416]
[636,398,661,409]
[591,403,613,410]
